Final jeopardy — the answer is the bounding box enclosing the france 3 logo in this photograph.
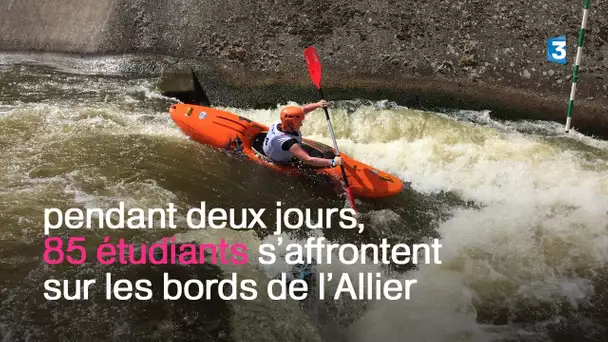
[547,36,567,64]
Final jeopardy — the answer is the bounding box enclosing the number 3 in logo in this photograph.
[552,41,566,59]
[547,36,567,65]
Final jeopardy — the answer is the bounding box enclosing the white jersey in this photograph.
[262,121,302,161]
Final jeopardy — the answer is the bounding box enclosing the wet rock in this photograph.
[435,60,454,74]
[0,0,606,137]
[158,67,210,106]
[459,55,477,68]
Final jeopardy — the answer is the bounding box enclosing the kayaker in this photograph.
[263,100,343,167]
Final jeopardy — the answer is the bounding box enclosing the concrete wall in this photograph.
[1,0,607,136]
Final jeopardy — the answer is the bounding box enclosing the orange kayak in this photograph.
[169,103,404,199]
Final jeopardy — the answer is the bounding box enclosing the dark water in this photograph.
[0,56,607,342]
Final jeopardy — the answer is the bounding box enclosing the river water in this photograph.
[0,54,607,342]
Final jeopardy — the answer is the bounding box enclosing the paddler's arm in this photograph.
[301,99,328,115]
[289,143,342,167]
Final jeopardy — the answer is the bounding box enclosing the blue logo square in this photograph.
[547,36,567,64]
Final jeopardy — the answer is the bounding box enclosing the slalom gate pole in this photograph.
[565,0,591,133]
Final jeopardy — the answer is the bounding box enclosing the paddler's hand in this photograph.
[331,156,343,167]
[317,99,328,109]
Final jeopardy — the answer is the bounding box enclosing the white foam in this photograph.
[235,102,608,339]
[3,67,608,339]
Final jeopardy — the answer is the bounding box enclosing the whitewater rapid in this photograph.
[1,56,607,342]
[230,100,608,341]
